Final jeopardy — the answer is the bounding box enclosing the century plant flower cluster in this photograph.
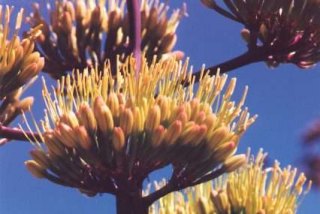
[301,120,320,187]
[202,0,320,68]
[151,149,312,214]
[0,6,43,131]
[0,0,316,213]
[27,0,185,79]
[24,56,256,197]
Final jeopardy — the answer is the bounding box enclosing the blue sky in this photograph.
[1,1,320,213]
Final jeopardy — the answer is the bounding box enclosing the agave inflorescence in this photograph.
[301,119,320,187]
[151,149,312,214]
[24,56,256,198]
[0,6,43,128]
[27,0,185,79]
[202,0,320,68]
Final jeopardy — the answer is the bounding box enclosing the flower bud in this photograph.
[151,125,165,147]
[119,108,134,135]
[77,103,97,133]
[208,126,230,150]
[221,154,246,173]
[213,141,236,162]
[107,92,120,117]
[59,112,79,129]
[30,149,50,168]
[75,126,92,150]
[132,107,143,133]
[164,120,182,145]
[112,127,125,153]
[241,28,250,43]
[44,133,65,156]
[145,105,161,132]
[25,160,46,179]
[17,97,34,112]
[93,96,114,132]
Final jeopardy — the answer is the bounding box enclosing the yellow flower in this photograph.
[202,0,320,69]
[0,5,43,125]
[27,0,186,79]
[24,56,256,197]
[151,149,312,214]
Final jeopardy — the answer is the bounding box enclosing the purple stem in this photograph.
[144,168,225,206]
[0,125,42,143]
[191,47,268,84]
[126,0,142,77]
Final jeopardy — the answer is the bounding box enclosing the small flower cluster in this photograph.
[151,149,312,214]
[27,0,185,79]
[302,120,320,187]
[24,56,256,197]
[202,0,320,68]
[0,5,43,126]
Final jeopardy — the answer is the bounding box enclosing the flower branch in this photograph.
[192,47,268,84]
[126,0,142,75]
[0,125,42,143]
[144,167,225,206]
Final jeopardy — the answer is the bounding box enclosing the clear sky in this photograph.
[1,1,320,213]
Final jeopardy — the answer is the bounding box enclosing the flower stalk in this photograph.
[193,47,268,84]
[0,124,41,144]
[126,0,142,76]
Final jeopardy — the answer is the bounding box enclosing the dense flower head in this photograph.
[151,149,312,214]
[202,0,320,69]
[0,5,43,126]
[27,0,185,79]
[24,56,256,196]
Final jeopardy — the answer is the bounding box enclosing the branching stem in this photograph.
[0,125,41,143]
[193,47,268,84]
[127,0,142,76]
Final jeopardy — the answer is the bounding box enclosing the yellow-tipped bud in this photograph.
[203,114,217,131]
[164,120,182,145]
[55,123,77,148]
[21,52,41,70]
[145,105,161,132]
[18,63,39,84]
[156,95,169,121]
[172,106,188,126]
[241,28,251,43]
[93,96,114,132]
[190,99,200,121]
[295,173,307,194]
[151,125,165,147]
[119,108,134,135]
[107,92,120,117]
[208,126,230,150]
[222,154,246,173]
[75,126,92,150]
[211,190,231,213]
[112,127,125,152]
[60,112,79,129]
[17,97,34,112]
[77,103,97,133]
[213,141,236,162]
[180,124,207,146]
[25,160,46,179]
[132,107,144,133]
[30,150,50,168]
[195,111,206,124]
[44,133,65,156]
